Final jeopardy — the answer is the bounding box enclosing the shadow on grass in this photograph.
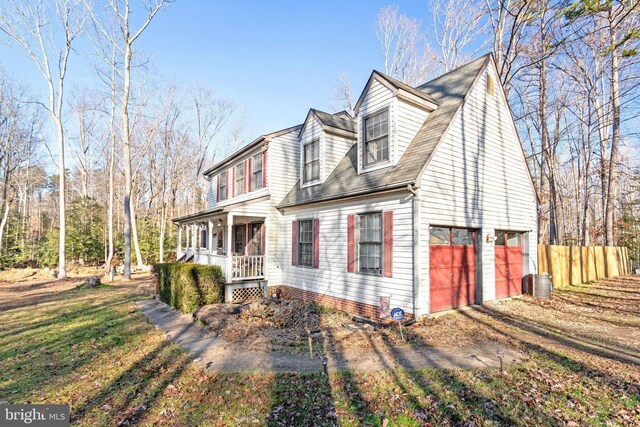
[70,340,189,425]
[459,307,640,393]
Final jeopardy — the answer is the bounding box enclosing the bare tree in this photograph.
[84,0,168,278]
[70,92,100,198]
[0,72,40,253]
[430,0,489,72]
[332,72,354,115]
[375,5,430,85]
[0,0,85,278]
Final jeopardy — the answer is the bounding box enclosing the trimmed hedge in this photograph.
[154,262,225,313]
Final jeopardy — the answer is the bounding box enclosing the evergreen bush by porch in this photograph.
[154,262,225,313]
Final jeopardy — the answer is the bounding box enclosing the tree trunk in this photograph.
[0,195,11,253]
[55,116,66,278]
[105,84,116,272]
[122,32,133,279]
[131,197,144,268]
[605,20,620,246]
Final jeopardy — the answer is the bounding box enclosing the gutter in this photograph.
[277,180,415,211]
[407,183,422,317]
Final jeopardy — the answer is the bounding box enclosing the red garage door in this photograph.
[495,231,523,299]
[429,227,476,313]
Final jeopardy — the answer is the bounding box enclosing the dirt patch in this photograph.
[0,268,154,311]
[194,297,512,358]
[193,276,640,367]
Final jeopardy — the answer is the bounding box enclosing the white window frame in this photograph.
[362,108,390,169]
[218,171,227,201]
[252,153,263,191]
[234,163,244,196]
[357,212,383,275]
[297,219,314,267]
[303,139,320,184]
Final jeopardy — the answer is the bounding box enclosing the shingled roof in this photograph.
[300,108,357,136]
[278,54,490,209]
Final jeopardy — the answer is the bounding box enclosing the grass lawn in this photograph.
[0,270,638,426]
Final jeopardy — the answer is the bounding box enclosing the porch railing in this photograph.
[232,255,265,280]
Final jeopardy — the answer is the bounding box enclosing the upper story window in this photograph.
[252,153,263,190]
[358,212,382,274]
[218,171,227,201]
[235,163,244,196]
[303,139,320,183]
[363,109,389,168]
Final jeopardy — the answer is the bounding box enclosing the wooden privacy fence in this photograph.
[537,244,631,288]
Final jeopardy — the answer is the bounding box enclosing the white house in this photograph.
[173,54,538,318]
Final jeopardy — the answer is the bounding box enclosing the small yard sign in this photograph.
[390,308,405,341]
[390,308,404,321]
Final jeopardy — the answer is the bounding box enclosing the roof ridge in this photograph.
[417,53,492,90]
[203,123,302,176]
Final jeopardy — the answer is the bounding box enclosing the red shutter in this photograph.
[313,218,320,269]
[347,214,355,272]
[231,167,235,197]
[225,171,229,199]
[248,157,253,192]
[263,150,267,187]
[261,222,266,255]
[216,175,220,202]
[292,221,298,266]
[244,160,249,193]
[383,211,393,278]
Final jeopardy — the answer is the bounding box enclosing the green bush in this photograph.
[154,262,225,313]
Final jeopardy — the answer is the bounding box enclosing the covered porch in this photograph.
[175,209,267,283]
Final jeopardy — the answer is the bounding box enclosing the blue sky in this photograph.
[0,0,431,142]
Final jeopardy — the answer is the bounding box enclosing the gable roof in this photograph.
[278,54,491,209]
[354,70,439,113]
[203,124,301,176]
[299,108,357,138]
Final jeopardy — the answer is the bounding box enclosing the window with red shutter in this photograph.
[383,211,393,277]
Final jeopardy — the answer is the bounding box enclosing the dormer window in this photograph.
[303,139,320,183]
[235,163,244,196]
[363,109,389,168]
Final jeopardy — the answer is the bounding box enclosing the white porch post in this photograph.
[263,220,268,279]
[177,224,182,258]
[185,225,190,256]
[192,222,197,252]
[226,213,234,283]
[192,222,198,263]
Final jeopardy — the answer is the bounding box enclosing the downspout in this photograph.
[407,183,421,317]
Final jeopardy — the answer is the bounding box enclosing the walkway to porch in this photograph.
[176,211,266,283]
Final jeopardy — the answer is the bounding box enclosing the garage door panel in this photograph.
[495,234,523,299]
[429,228,476,313]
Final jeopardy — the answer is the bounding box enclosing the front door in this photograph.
[249,222,264,256]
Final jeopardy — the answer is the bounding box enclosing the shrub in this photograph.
[153,262,225,313]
